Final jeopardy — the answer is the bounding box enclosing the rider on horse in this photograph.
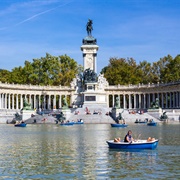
[86,19,93,36]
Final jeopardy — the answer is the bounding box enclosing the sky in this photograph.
[0,0,180,73]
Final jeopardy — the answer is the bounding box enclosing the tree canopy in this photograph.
[101,54,180,85]
[0,53,82,86]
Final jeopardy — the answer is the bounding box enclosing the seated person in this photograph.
[124,130,134,143]
[114,137,121,142]
[147,137,155,142]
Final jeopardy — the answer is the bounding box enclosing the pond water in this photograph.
[0,123,179,179]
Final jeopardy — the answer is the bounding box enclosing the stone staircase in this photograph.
[69,107,114,124]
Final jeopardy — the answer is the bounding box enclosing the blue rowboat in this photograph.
[73,121,84,125]
[147,122,157,126]
[111,124,128,128]
[14,123,27,127]
[60,122,74,126]
[106,139,159,149]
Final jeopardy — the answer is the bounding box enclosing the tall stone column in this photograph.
[58,95,61,108]
[139,94,141,109]
[143,94,146,109]
[169,92,172,108]
[38,95,41,109]
[112,95,115,108]
[166,92,168,108]
[53,95,56,109]
[8,94,11,109]
[173,92,175,108]
[148,93,151,108]
[118,95,121,108]
[20,94,23,109]
[129,94,131,109]
[123,94,126,109]
[134,94,136,109]
[5,93,7,109]
[107,94,109,108]
[161,93,164,108]
[43,95,46,109]
[12,94,14,109]
[16,94,19,109]
[48,95,51,109]
[34,95,36,110]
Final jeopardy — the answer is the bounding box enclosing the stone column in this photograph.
[4,93,7,109]
[153,93,155,102]
[8,94,10,109]
[20,94,23,109]
[173,92,175,108]
[123,94,126,109]
[16,94,19,109]
[143,94,146,109]
[134,94,136,109]
[38,95,41,109]
[169,92,172,108]
[106,94,109,108]
[43,95,46,109]
[53,95,56,109]
[157,93,160,106]
[112,95,115,108]
[161,93,164,108]
[47,95,50,109]
[1,94,3,109]
[139,94,141,109]
[129,94,131,109]
[34,95,36,110]
[166,92,168,108]
[148,94,150,108]
[12,94,14,109]
[118,95,121,108]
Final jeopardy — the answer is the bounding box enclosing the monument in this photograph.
[21,98,35,121]
[147,98,163,119]
[61,96,71,120]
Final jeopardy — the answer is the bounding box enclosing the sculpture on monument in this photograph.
[23,98,32,110]
[83,68,97,83]
[114,97,120,108]
[160,111,168,121]
[150,98,160,109]
[62,96,68,109]
[86,19,93,36]
[56,112,66,123]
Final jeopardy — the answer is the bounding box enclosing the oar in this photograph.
[136,134,141,141]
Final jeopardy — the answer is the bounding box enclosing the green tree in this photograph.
[101,57,141,85]
[0,69,11,83]
[161,55,180,82]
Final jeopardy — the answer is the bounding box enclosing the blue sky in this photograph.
[0,0,180,73]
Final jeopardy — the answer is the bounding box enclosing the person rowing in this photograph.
[124,130,134,143]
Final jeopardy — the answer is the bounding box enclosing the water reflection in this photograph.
[0,123,179,179]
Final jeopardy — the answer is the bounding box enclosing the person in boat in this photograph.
[114,137,121,142]
[147,137,155,142]
[124,130,134,143]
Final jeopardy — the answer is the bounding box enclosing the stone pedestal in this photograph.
[22,110,35,121]
[61,109,71,120]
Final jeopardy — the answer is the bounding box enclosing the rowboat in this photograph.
[106,139,159,149]
[14,123,27,127]
[60,122,74,126]
[111,123,128,128]
[134,120,147,124]
[147,121,157,126]
[73,121,84,124]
